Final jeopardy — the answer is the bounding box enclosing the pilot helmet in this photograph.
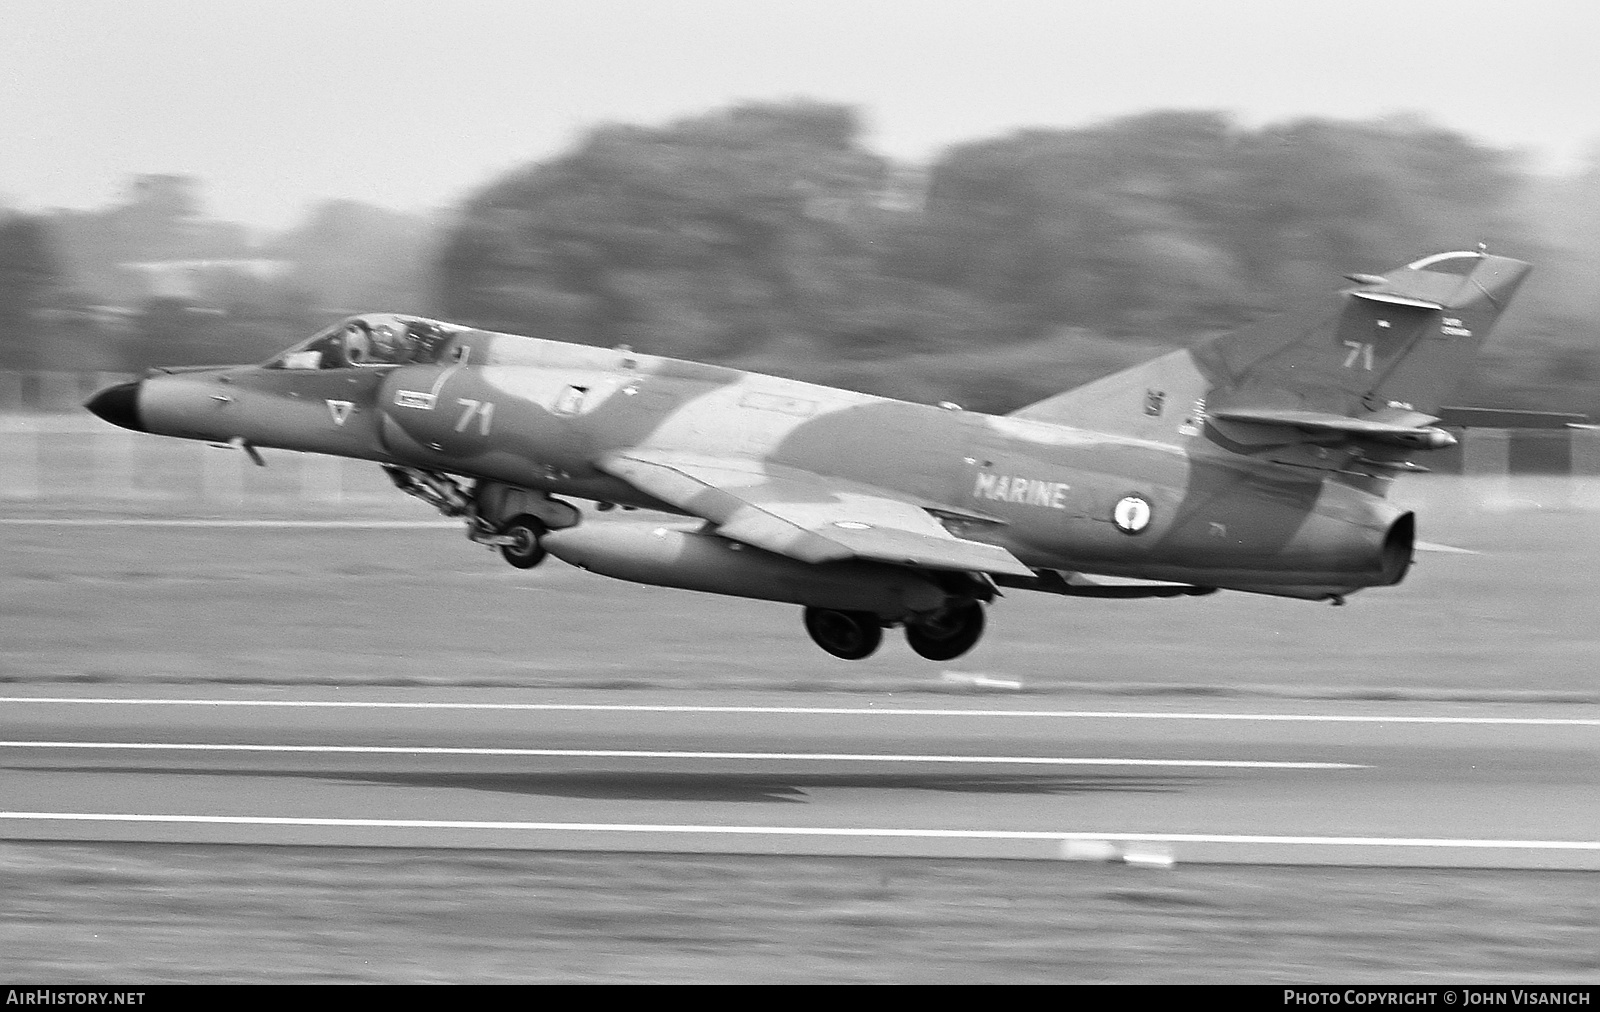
[343,323,371,363]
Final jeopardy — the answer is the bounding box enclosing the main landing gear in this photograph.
[904,601,985,661]
[803,608,883,660]
[382,466,577,569]
[802,600,987,661]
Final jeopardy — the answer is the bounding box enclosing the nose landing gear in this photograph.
[496,515,549,569]
[381,466,576,569]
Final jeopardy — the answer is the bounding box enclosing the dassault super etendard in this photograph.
[87,249,1530,660]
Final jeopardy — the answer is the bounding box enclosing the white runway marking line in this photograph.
[0,742,1362,769]
[0,519,456,528]
[5,697,1599,727]
[0,812,1595,852]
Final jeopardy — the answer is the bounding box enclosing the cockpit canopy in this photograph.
[268,313,468,370]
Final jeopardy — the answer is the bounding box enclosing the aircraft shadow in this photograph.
[20,766,1211,804]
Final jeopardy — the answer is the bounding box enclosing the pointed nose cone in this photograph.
[84,381,146,432]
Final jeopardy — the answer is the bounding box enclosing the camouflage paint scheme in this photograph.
[86,251,1531,659]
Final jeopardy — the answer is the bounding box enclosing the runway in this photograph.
[4,687,1597,868]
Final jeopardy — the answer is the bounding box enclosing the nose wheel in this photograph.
[803,608,883,660]
[497,514,549,569]
[904,601,985,660]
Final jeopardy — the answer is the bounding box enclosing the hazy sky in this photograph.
[3,0,1597,229]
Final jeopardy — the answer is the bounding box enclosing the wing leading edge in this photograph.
[600,451,1033,577]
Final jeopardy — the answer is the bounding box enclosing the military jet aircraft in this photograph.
[86,250,1529,660]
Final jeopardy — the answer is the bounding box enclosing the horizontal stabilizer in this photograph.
[1208,408,1457,449]
[1436,406,1588,429]
[1350,290,1442,310]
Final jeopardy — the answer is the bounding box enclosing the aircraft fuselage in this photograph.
[130,327,1409,597]
[86,250,1533,660]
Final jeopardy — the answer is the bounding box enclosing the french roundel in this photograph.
[1113,495,1152,534]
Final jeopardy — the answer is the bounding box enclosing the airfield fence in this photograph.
[4,371,1600,511]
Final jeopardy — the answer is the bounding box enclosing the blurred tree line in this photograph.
[0,174,438,372]
[3,103,1599,418]
[437,103,1600,415]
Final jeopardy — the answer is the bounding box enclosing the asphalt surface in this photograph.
[3,687,1597,868]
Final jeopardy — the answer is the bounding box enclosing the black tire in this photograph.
[803,607,883,660]
[905,601,985,661]
[498,514,548,569]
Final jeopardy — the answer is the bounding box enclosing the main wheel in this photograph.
[498,514,548,569]
[905,601,985,661]
[803,607,883,660]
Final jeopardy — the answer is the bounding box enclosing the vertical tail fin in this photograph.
[1010,250,1532,443]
